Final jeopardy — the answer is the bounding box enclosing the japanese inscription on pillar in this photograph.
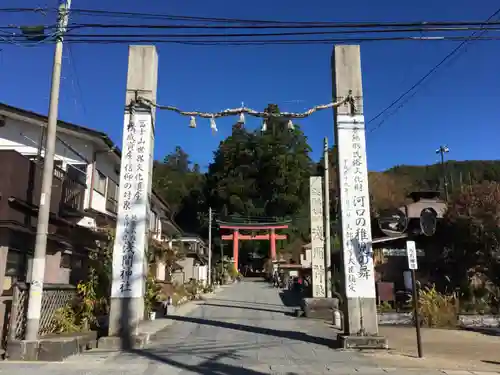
[111,110,155,298]
[337,114,375,299]
[309,176,326,297]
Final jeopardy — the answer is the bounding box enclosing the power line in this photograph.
[2,35,499,46]
[3,24,500,38]
[366,7,500,133]
[4,7,500,29]
[63,20,500,31]
[3,19,500,33]
[42,26,500,39]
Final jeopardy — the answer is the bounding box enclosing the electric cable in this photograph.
[365,6,500,133]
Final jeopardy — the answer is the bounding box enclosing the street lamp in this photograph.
[435,145,450,201]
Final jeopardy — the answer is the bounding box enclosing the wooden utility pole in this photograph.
[25,0,72,340]
[332,45,379,338]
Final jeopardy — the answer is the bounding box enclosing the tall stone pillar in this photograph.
[332,45,383,345]
[310,176,326,297]
[108,45,158,340]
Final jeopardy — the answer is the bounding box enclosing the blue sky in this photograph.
[1,0,499,171]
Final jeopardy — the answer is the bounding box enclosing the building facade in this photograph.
[0,103,182,341]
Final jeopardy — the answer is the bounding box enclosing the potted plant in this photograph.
[144,274,161,320]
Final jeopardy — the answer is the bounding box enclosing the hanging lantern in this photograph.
[210,116,218,133]
[287,119,295,130]
[189,116,197,128]
[261,119,267,132]
[238,112,245,125]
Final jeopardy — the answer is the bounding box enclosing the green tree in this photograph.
[205,105,315,257]
[153,146,206,233]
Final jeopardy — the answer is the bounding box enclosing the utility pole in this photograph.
[436,145,450,201]
[323,137,332,298]
[25,0,72,341]
[208,207,213,285]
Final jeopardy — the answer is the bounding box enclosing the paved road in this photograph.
[0,280,497,374]
[110,278,373,374]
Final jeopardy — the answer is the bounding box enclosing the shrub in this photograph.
[228,265,239,279]
[414,284,458,328]
[184,279,201,299]
[144,275,163,316]
[378,301,393,313]
[202,284,214,294]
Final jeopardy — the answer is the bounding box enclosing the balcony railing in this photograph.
[0,150,87,218]
[60,175,86,214]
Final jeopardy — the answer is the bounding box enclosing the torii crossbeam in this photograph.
[218,220,290,270]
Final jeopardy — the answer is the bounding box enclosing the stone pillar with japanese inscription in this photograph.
[108,45,158,338]
[309,176,326,298]
[332,45,381,339]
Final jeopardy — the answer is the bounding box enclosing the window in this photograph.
[93,169,107,195]
[106,179,119,213]
[60,253,71,269]
[67,164,87,185]
[5,250,26,278]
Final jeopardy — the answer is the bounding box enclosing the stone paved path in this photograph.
[111,278,373,373]
[1,279,498,374]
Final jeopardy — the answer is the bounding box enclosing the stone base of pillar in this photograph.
[98,333,149,350]
[105,296,144,348]
[300,297,340,320]
[337,334,388,349]
[343,297,378,335]
[337,296,387,349]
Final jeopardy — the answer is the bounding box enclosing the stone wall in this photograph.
[378,311,500,327]
[458,314,500,328]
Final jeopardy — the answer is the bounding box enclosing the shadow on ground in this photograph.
[130,347,299,374]
[114,280,336,374]
[206,298,284,308]
[279,289,303,308]
[461,326,500,337]
[164,314,339,349]
[202,302,288,315]
[482,360,500,365]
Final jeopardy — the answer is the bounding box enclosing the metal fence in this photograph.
[8,282,76,340]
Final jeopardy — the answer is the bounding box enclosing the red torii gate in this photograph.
[218,222,289,269]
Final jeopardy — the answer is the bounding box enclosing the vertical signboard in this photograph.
[337,114,376,299]
[310,176,326,297]
[111,110,155,298]
[406,240,418,270]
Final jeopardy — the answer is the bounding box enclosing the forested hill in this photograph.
[152,104,500,249]
[385,159,500,191]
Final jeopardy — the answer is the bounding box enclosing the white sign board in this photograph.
[337,115,376,299]
[309,176,326,297]
[111,111,155,298]
[406,240,418,270]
